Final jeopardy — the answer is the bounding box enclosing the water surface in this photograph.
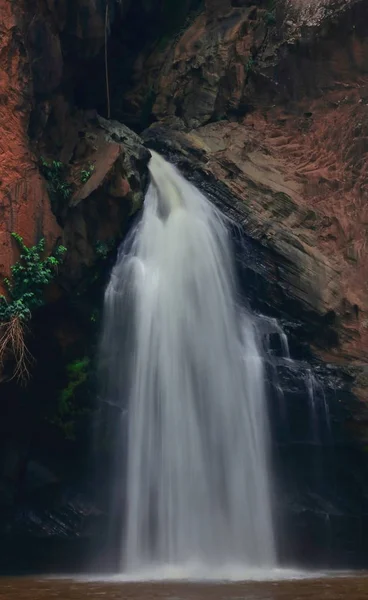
[1,576,368,600]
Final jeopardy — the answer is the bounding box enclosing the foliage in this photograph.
[245,56,255,73]
[90,309,99,324]
[0,234,66,323]
[51,357,91,440]
[80,163,95,184]
[264,0,276,25]
[0,233,66,382]
[40,158,72,203]
[264,11,276,25]
[95,239,116,260]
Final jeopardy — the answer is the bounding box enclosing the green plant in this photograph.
[95,239,115,259]
[51,357,91,440]
[40,157,72,203]
[80,163,95,184]
[90,309,99,323]
[264,11,276,25]
[264,0,276,25]
[245,56,255,73]
[0,233,66,381]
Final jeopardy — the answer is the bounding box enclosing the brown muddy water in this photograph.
[0,576,368,600]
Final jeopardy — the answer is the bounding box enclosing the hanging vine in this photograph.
[105,0,111,119]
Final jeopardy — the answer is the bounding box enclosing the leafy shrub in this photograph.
[80,163,95,184]
[40,158,72,208]
[0,233,66,381]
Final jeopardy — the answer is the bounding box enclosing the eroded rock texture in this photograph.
[126,0,368,371]
[135,1,368,566]
[0,0,149,569]
[0,0,150,293]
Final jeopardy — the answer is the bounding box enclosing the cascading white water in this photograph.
[100,151,276,575]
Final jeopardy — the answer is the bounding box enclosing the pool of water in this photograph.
[1,576,368,600]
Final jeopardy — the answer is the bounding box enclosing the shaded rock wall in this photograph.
[0,0,154,293]
[0,0,150,568]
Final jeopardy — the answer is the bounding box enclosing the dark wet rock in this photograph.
[56,114,150,286]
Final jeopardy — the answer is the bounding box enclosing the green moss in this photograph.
[245,56,255,73]
[51,357,91,441]
[67,356,90,377]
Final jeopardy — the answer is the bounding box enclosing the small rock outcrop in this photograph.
[0,0,151,293]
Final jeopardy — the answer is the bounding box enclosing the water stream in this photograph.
[99,151,276,575]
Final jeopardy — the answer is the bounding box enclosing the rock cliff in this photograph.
[0,0,368,573]
[132,0,368,366]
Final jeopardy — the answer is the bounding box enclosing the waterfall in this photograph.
[100,150,276,575]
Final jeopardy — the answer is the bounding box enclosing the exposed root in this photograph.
[0,317,33,384]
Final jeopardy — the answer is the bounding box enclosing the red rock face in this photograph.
[0,1,61,292]
[135,0,368,371]
[0,0,149,299]
[251,98,368,363]
[248,2,368,364]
